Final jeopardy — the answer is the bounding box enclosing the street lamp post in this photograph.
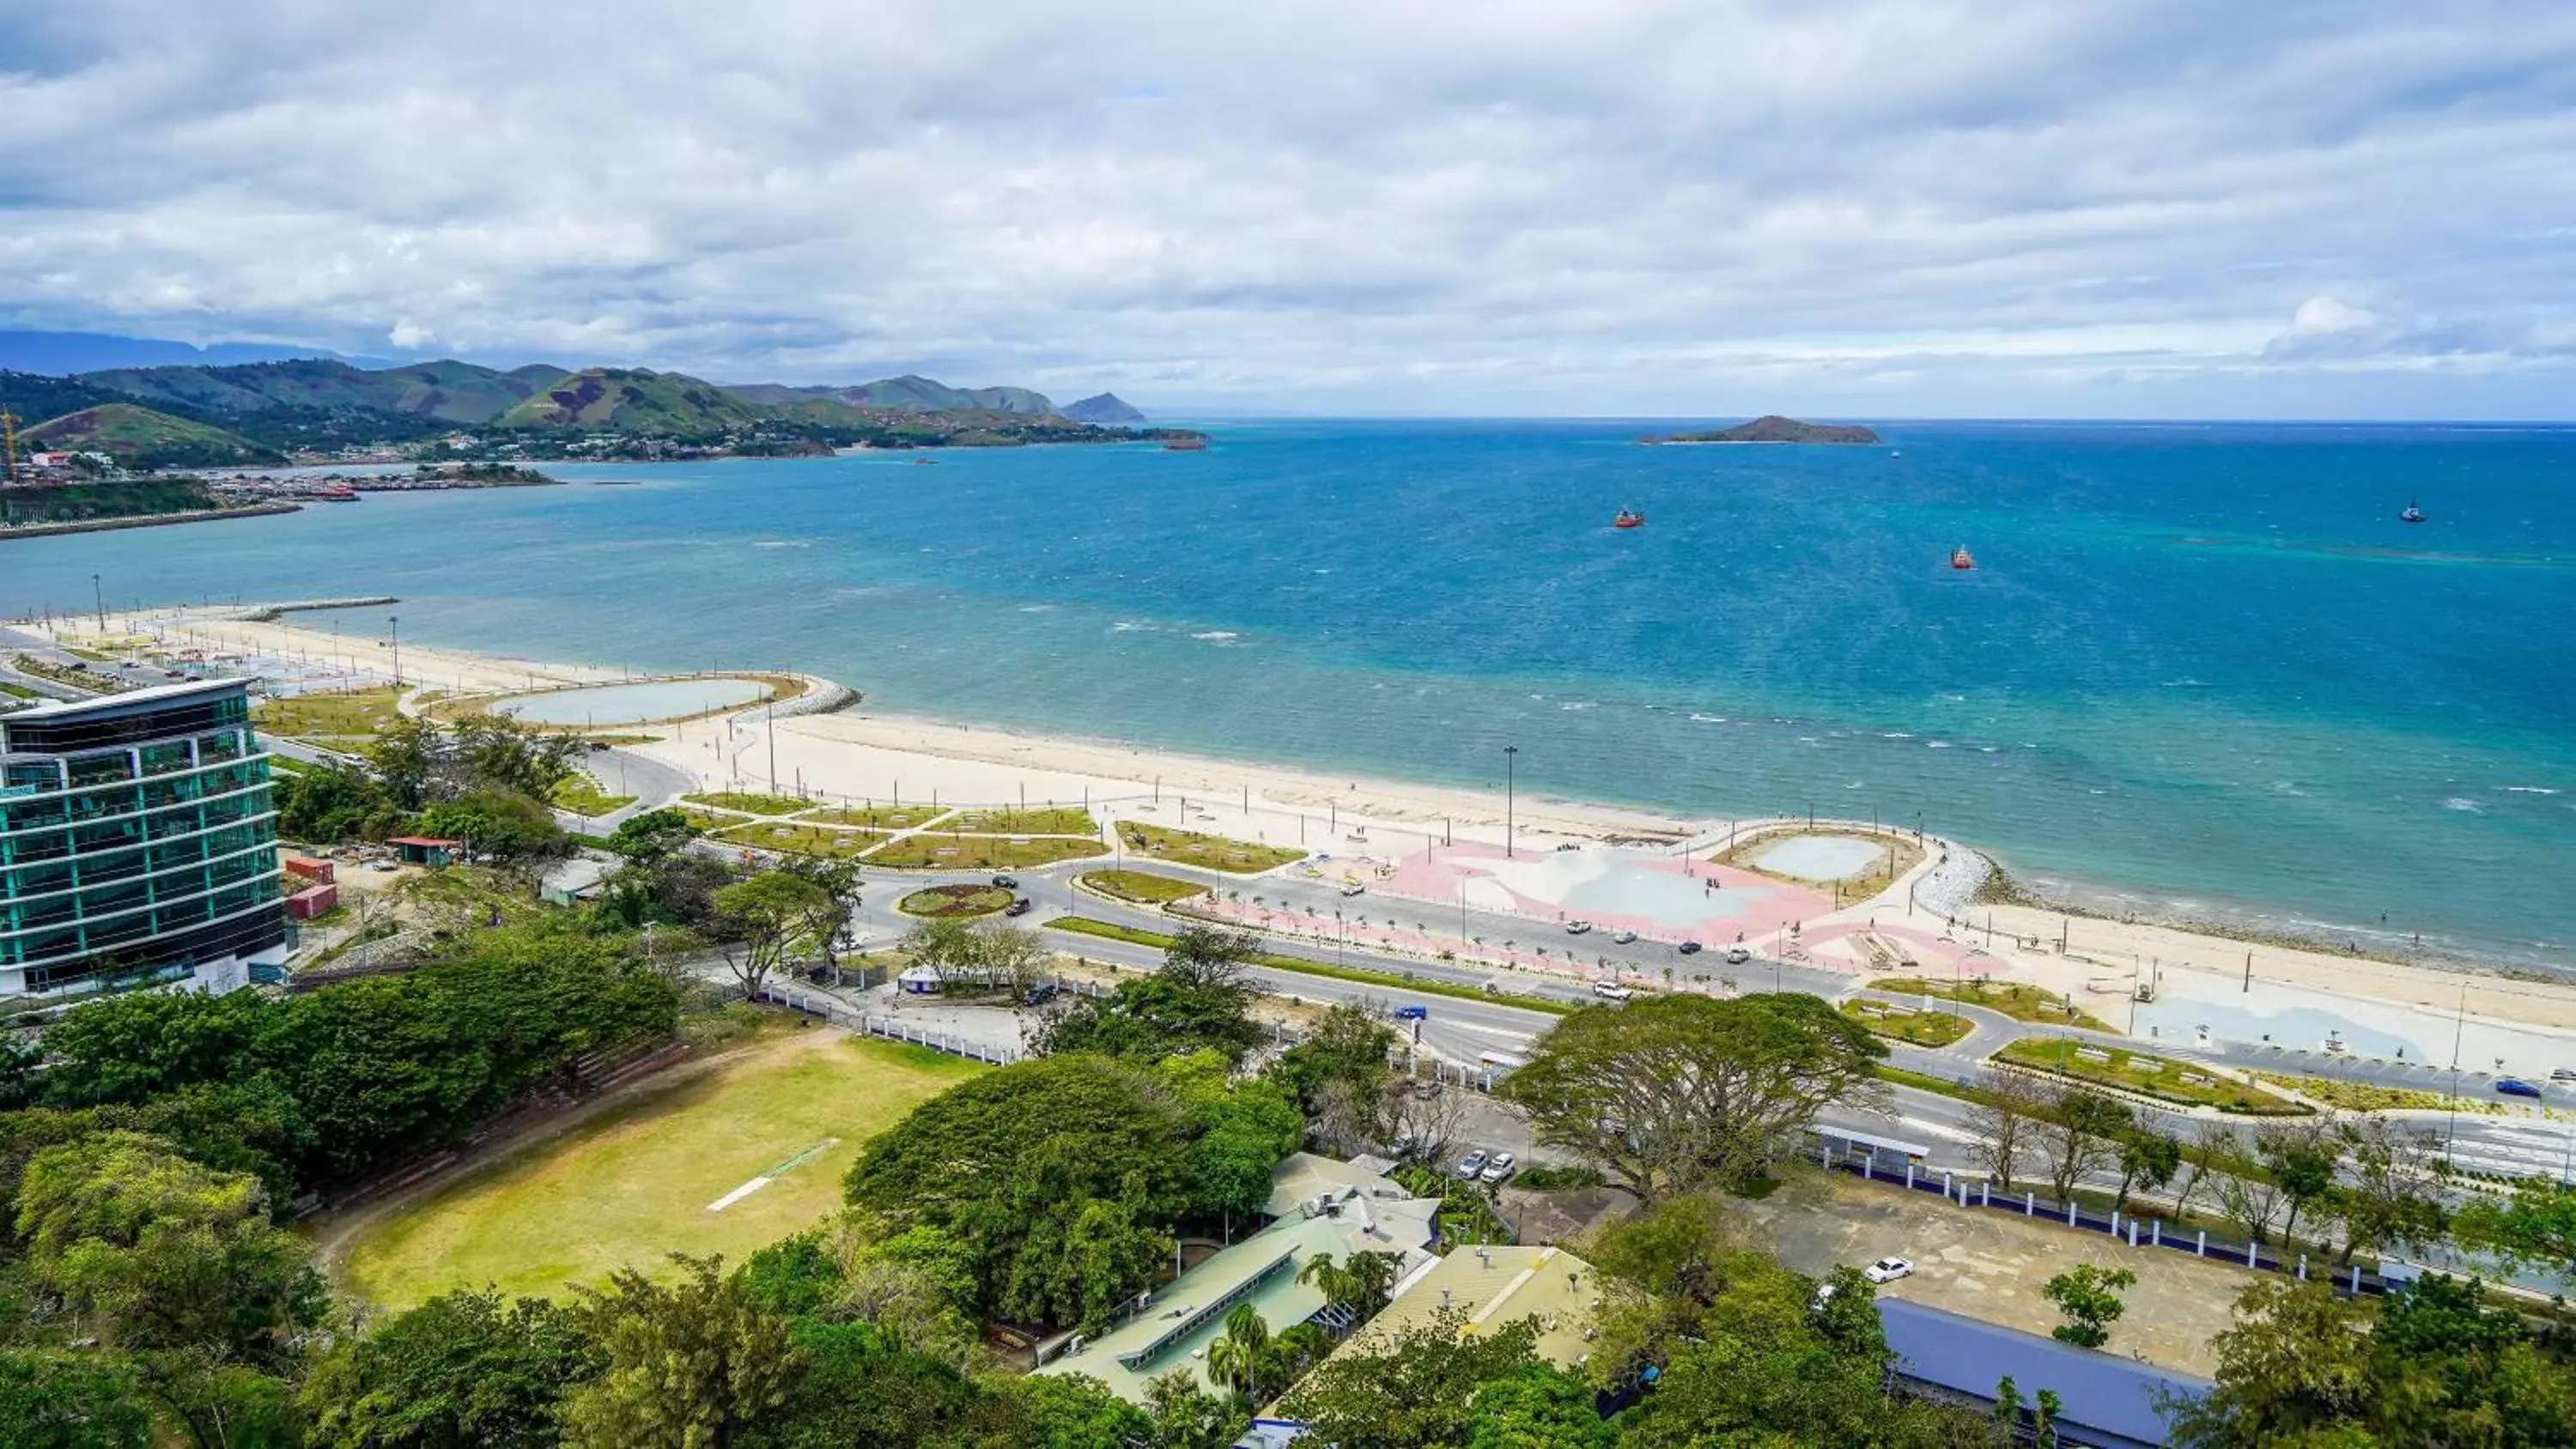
[1504,745,1519,858]
[387,615,403,688]
[90,573,105,634]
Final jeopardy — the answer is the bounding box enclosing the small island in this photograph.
[1643,415,1882,446]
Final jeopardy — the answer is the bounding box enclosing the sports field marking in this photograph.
[707,1136,840,1212]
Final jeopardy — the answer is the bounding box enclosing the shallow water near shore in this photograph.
[9,418,2573,970]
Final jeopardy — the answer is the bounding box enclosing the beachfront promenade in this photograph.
[54,601,2576,1106]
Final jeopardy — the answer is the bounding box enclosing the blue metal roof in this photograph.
[1879,1298,2207,1448]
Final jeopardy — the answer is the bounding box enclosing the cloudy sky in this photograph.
[5,0,2575,416]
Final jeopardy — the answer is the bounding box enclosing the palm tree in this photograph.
[1206,1304,1272,1400]
[1297,1249,1405,1323]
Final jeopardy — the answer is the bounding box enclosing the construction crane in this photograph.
[0,408,17,486]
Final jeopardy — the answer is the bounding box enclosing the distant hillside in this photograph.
[496,368,765,432]
[1063,392,1145,423]
[24,403,285,469]
[75,357,562,424]
[731,373,1057,415]
[1646,415,1882,445]
[0,329,373,376]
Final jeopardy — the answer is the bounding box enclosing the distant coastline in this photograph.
[1643,414,1883,446]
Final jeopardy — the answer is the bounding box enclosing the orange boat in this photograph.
[1613,508,1645,529]
[1950,546,1975,570]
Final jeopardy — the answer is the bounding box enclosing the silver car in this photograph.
[1479,1152,1517,1185]
[1455,1150,1489,1179]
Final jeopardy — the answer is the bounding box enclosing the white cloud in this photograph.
[1,0,2573,415]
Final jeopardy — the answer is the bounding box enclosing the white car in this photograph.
[1862,1257,1914,1284]
[1611,929,1637,944]
[1591,981,1634,1001]
[1564,920,1593,935]
[1340,883,1366,897]
[1724,946,1752,965]
[1479,1152,1516,1185]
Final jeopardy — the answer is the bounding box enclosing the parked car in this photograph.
[1591,982,1634,1001]
[1611,929,1637,944]
[1022,981,1059,1007]
[991,875,1019,888]
[1564,920,1593,935]
[1862,1257,1914,1283]
[1725,946,1753,965]
[1393,1004,1429,1020]
[1004,897,1033,917]
[1676,940,1704,955]
[1455,1150,1489,1179]
[2552,1067,2576,1083]
[1340,883,1366,897]
[1479,1152,1517,1185]
[2497,1077,2544,1100]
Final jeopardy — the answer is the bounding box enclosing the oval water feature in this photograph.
[495,677,769,726]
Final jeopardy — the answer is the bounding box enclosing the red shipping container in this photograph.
[283,856,337,884]
[285,882,339,920]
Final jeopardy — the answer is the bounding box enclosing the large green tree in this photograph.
[1279,1309,1552,1448]
[562,1257,799,1449]
[0,1349,153,1449]
[2168,1275,2576,1447]
[843,1055,1191,1330]
[713,871,831,997]
[1035,928,1267,1065]
[15,1131,324,1365]
[1499,993,1884,1200]
[299,1287,598,1449]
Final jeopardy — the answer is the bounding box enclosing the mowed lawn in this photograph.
[341,1028,978,1307]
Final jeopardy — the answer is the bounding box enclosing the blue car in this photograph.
[2497,1077,2543,1100]
[1394,1005,1429,1021]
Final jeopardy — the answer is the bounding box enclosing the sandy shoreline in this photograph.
[52,604,2576,1056]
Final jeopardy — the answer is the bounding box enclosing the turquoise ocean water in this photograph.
[6,419,2571,969]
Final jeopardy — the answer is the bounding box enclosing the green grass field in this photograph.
[1995,1036,2307,1116]
[1112,822,1305,874]
[945,806,1098,836]
[898,884,1017,918]
[718,821,884,857]
[339,1029,979,1307]
[683,791,811,815]
[1079,870,1209,905]
[550,773,637,817]
[867,834,1106,870]
[1869,976,2115,1032]
[251,687,405,742]
[1839,999,1974,1047]
[802,804,951,830]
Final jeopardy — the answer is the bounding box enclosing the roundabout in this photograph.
[897,883,1017,919]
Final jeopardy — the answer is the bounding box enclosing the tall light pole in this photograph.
[1504,745,1519,858]
[387,615,403,688]
[90,573,105,634]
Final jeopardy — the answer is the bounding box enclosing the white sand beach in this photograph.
[70,604,2576,1066]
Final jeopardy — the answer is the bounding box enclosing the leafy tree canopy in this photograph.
[1501,993,1884,1200]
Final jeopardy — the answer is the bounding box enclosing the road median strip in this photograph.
[1044,916,1575,1016]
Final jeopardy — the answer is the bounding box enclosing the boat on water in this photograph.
[1950,546,1975,570]
[2401,497,2426,523]
[1163,436,1209,452]
[1613,508,1645,529]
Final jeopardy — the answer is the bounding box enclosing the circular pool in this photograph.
[495,677,770,726]
[1751,834,1886,882]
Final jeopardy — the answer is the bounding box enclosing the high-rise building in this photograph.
[0,679,289,1000]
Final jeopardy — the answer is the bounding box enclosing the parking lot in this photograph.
[1738,1171,2254,1377]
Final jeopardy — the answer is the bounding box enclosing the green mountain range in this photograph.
[22,403,283,469]
[73,358,568,424]
[495,368,767,431]
[727,374,1056,415]
[9,357,1188,456]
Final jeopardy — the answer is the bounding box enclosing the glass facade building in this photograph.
[0,680,288,998]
